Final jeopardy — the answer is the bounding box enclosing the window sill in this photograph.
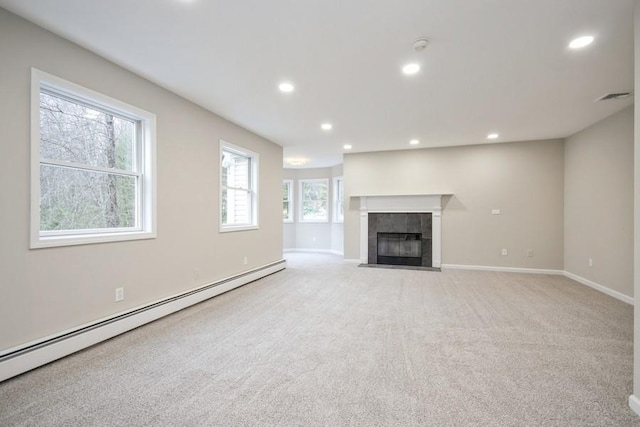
[31,230,156,249]
[220,224,259,233]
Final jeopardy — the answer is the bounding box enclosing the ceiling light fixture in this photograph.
[487,133,499,140]
[569,36,594,49]
[278,82,295,93]
[343,144,352,150]
[409,139,420,145]
[402,63,420,75]
[413,38,430,52]
[286,158,307,166]
[321,123,333,131]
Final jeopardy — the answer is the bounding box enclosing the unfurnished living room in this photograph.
[1,0,640,425]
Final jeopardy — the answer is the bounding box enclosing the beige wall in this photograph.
[565,107,634,297]
[0,10,283,351]
[344,140,565,268]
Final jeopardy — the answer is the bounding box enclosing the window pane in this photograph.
[303,200,328,221]
[283,201,289,217]
[40,92,135,171]
[302,181,328,221]
[222,150,250,190]
[40,164,136,231]
[336,179,344,221]
[222,188,251,225]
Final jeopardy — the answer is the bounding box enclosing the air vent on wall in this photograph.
[595,91,632,102]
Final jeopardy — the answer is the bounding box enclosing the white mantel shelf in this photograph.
[351,193,453,198]
[355,194,451,268]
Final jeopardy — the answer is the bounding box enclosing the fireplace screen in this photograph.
[377,232,422,266]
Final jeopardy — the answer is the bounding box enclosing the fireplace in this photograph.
[368,212,432,267]
[356,194,446,268]
[377,232,422,266]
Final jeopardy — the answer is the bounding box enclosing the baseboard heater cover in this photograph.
[0,259,286,383]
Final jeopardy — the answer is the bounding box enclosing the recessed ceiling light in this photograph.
[321,123,333,131]
[278,82,295,93]
[343,144,352,150]
[487,133,499,140]
[409,139,420,145]
[569,36,594,49]
[402,63,420,75]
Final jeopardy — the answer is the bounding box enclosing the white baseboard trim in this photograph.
[441,263,564,276]
[564,271,634,305]
[629,395,640,417]
[284,248,344,256]
[0,260,287,383]
[440,264,633,305]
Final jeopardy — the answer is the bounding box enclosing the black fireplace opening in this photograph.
[377,232,422,266]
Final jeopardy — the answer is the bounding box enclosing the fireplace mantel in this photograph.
[354,194,451,268]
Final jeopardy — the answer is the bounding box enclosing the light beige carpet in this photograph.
[1,252,638,426]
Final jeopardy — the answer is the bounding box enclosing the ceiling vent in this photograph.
[595,91,632,102]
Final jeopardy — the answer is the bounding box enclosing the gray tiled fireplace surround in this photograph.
[368,213,433,267]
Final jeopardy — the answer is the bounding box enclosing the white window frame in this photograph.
[30,68,157,249]
[219,140,259,232]
[299,178,329,223]
[283,179,294,223]
[333,176,344,223]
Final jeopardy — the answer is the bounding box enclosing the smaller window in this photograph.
[299,179,329,223]
[220,141,258,232]
[333,176,344,223]
[283,180,293,223]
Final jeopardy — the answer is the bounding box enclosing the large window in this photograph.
[220,141,258,231]
[283,179,293,223]
[299,179,329,222]
[31,69,156,248]
[333,176,344,223]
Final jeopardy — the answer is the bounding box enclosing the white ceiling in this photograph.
[1,0,634,168]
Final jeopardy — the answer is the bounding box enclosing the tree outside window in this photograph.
[300,179,328,222]
[39,92,137,232]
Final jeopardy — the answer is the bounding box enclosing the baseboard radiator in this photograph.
[0,259,287,383]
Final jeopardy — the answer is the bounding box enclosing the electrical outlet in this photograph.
[527,249,533,257]
[243,256,248,265]
[501,248,508,256]
[491,209,501,215]
[589,258,593,267]
[115,287,125,302]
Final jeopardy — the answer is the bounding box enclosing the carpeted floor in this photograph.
[1,252,638,426]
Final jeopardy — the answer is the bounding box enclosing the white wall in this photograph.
[0,9,283,351]
[565,107,634,298]
[344,139,565,269]
[283,166,344,254]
